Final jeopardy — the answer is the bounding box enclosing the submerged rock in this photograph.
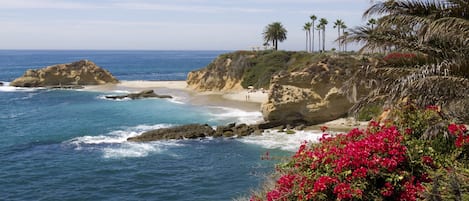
[11,60,118,87]
[127,124,215,142]
[105,90,172,100]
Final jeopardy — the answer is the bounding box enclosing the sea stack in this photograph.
[10,60,119,87]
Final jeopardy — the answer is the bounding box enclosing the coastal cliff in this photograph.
[187,51,370,125]
[261,56,368,125]
[11,60,118,87]
[187,51,469,125]
[187,51,255,92]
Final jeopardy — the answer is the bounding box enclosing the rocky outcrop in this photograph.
[11,60,118,87]
[214,123,262,137]
[105,90,172,100]
[127,124,215,142]
[187,51,255,92]
[0,82,3,86]
[261,58,366,125]
[127,123,264,142]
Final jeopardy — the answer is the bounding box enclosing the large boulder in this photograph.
[11,60,118,87]
[127,124,215,142]
[105,90,172,100]
[261,59,364,125]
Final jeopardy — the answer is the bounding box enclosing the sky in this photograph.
[0,0,373,50]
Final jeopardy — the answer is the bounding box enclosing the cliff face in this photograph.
[187,51,373,125]
[187,51,255,92]
[261,57,364,125]
[11,60,118,87]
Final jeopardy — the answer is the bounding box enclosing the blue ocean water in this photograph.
[0,51,289,200]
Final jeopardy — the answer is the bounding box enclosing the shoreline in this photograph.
[82,80,267,112]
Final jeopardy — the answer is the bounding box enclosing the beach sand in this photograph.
[83,80,267,112]
[83,81,367,130]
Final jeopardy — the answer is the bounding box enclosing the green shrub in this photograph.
[241,51,291,89]
[357,104,382,121]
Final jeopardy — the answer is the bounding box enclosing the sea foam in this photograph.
[0,82,42,92]
[208,106,264,124]
[238,130,324,152]
[64,124,184,159]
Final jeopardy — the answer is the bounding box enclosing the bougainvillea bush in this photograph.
[251,104,469,201]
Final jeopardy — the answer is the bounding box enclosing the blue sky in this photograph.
[0,0,372,50]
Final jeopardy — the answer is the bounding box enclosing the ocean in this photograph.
[0,50,321,200]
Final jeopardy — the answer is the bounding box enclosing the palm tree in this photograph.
[341,24,348,52]
[319,18,328,52]
[343,31,349,52]
[303,22,312,52]
[367,18,377,29]
[263,22,288,51]
[346,0,469,71]
[316,24,322,52]
[310,15,317,52]
[333,19,345,52]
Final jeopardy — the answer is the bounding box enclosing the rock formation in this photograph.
[127,124,215,142]
[105,90,172,100]
[261,57,367,125]
[127,123,264,142]
[11,60,118,87]
[0,82,3,86]
[187,51,255,92]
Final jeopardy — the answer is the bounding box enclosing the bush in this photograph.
[241,51,291,89]
[251,104,469,201]
[357,104,382,121]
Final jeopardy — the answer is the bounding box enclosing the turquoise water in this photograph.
[0,51,284,200]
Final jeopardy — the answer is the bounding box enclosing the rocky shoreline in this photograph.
[127,122,309,142]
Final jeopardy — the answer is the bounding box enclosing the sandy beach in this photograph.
[83,80,268,112]
[83,80,367,130]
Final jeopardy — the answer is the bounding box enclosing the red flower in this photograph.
[405,128,413,135]
[313,176,337,192]
[320,125,329,132]
[425,105,439,111]
[448,123,460,135]
[421,156,434,167]
[381,182,394,197]
[352,167,368,179]
[333,183,353,199]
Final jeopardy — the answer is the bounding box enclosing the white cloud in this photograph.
[112,2,272,13]
[0,0,96,9]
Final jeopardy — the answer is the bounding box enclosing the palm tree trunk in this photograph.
[318,29,321,52]
[337,27,341,52]
[322,28,326,52]
[305,31,308,52]
[311,22,314,52]
[342,29,345,52]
